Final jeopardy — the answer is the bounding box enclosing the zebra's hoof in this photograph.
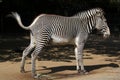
[78,70,88,75]
[20,69,26,73]
[33,74,41,79]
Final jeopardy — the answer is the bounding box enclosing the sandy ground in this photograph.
[0,53,120,80]
[0,35,120,80]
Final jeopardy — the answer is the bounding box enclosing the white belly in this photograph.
[51,35,74,45]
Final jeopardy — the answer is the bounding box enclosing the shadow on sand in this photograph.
[33,63,119,75]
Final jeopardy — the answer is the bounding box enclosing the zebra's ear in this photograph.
[96,9,103,17]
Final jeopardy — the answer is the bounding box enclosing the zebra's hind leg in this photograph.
[21,43,35,73]
[31,43,45,78]
[31,36,50,78]
[21,33,36,73]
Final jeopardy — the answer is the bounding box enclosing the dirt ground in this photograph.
[0,34,120,80]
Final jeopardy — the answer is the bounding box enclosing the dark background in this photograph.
[0,0,120,35]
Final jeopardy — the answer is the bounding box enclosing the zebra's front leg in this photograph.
[75,43,88,74]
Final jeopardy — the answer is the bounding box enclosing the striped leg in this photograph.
[21,33,35,73]
[21,44,35,73]
[75,35,88,74]
[31,34,50,78]
[31,45,43,78]
[75,43,87,74]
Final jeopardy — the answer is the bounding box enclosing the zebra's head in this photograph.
[95,9,110,38]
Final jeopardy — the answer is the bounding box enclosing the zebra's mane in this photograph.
[73,8,104,18]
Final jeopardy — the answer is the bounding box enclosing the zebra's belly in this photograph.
[51,35,75,45]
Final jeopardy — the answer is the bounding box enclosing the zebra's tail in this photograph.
[10,12,30,30]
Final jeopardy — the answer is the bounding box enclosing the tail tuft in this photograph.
[10,12,30,30]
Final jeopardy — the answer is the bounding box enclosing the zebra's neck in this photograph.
[73,9,98,33]
[86,16,96,33]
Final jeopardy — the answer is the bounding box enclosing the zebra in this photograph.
[11,8,110,78]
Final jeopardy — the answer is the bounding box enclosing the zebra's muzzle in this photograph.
[103,33,110,39]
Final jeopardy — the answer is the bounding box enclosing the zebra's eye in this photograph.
[100,28,103,31]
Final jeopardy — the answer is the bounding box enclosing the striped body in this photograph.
[31,15,91,45]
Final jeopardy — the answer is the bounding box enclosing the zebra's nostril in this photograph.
[100,28,106,32]
[103,34,110,38]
